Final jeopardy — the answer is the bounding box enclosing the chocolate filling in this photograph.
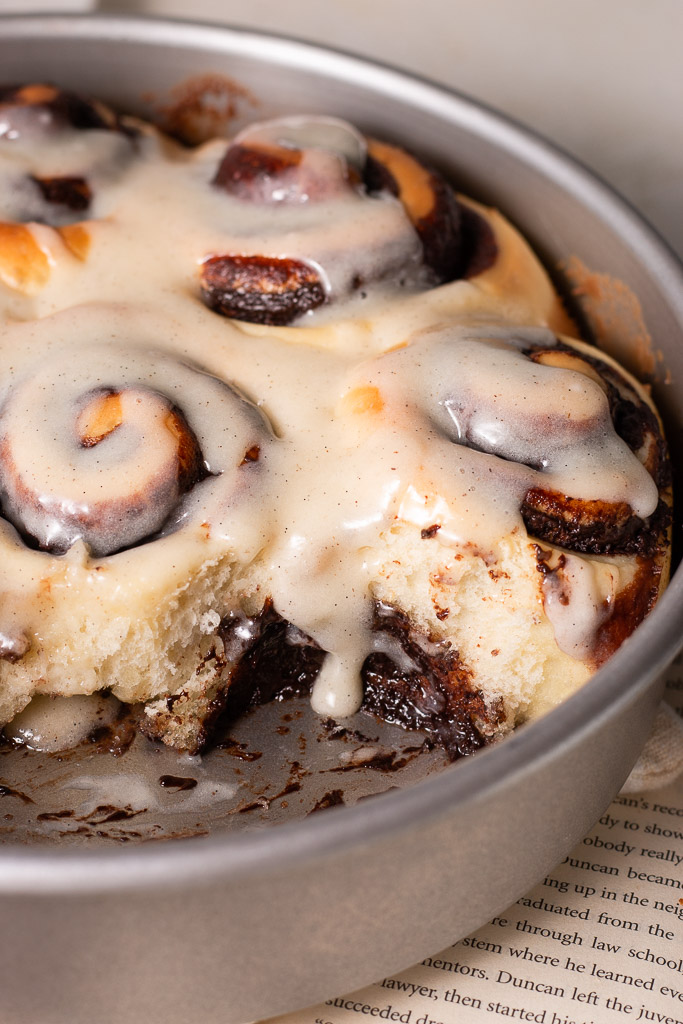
[158,775,198,791]
[218,602,326,719]
[213,142,302,197]
[521,491,670,558]
[593,559,663,666]
[200,254,326,326]
[364,152,465,282]
[308,789,346,813]
[203,599,493,762]
[460,205,498,279]
[361,603,495,760]
[521,342,671,557]
[31,175,92,213]
[363,153,497,282]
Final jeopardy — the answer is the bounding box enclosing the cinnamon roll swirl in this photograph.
[0,345,270,558]
[199,116,500,326]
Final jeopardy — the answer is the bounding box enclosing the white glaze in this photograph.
[0,344,270,557]
[3,692,119,751]
[540,552,618,660]
[62,773,238,816]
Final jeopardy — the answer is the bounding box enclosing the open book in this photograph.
[275,660,683,1024]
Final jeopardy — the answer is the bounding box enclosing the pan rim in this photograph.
[0,11,681,895]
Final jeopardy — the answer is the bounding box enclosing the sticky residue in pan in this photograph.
[0,698,449,845]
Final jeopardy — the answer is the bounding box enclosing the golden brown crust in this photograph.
[365,138,467,281]
[0,222,49,293]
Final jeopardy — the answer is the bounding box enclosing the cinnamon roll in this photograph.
[0,84,135,224]
[333,321,670,741]
[0,89,671,761]
[0,307,276,740]
[0,84,144,312]
[199,115,503,326]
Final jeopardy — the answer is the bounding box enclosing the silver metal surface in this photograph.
[0,15,682,1024]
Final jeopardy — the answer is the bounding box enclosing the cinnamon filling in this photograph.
[141,599,495,760]
[201,254,327,325]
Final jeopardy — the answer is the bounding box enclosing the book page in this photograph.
[274,659,683,1024]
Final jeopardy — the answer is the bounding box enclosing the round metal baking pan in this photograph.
[0,15,682,1024]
